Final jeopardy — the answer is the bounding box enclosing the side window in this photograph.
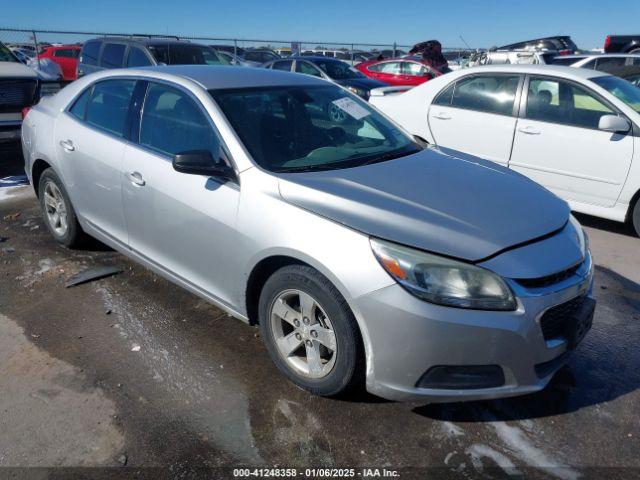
[595,56,627,71]
[85,80,136,136]
[127,47,152,67]
[272,60,293,71]
[69,88,91,120]
[378,62,402,74]
[139,83,221,157]
[526,77,614,129]
[53,49,74,58]
[451,75,520,115]
[296,61,322,77]
[402,62,428,76]
[81,41,101,66]
[433,83,455,105]
[100,43,126,68]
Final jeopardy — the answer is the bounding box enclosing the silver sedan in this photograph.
[22,65,594,402]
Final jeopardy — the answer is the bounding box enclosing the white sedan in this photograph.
[370,64,640,236]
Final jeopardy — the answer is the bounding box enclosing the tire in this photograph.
[632,198,640,237]
[38,168,85,248]
[628,48,640,54]
[259,264,363,397]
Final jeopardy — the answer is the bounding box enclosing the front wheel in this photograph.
[259,265,363,397]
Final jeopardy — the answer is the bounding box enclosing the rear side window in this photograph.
[69,88,91,120]
[595,56,627,71]
[53,49,79,58]
[272,60,293,71]
[433,83,455,105]
[81,41,101,66]
[139,83,221,157]
[127,47,152,67]
[100,43,126,68]
[451,75,520,115]
[85,80,136,136]
[296,61,322,77]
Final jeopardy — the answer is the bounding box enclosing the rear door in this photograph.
[428,74,522,167]
[55,78,137,243]
[509,76,634,207]
[366,61,403,85]
[52,48,79,80]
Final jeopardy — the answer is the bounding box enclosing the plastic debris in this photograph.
[65,266,123,288]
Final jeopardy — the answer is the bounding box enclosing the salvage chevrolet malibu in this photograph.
[22,66,594,402]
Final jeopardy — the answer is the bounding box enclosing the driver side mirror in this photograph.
[172,150,235,180]
[598,114,631,133]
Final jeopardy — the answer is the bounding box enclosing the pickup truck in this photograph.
[604,35,640,54]
[0,42,39,144]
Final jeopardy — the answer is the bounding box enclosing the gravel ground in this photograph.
[1,146,639,479]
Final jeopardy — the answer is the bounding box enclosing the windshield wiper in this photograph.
[357,148,420,167]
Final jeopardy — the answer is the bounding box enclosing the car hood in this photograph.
[0,61,38,78]
[336,77,387,90]
[277,147,570,261]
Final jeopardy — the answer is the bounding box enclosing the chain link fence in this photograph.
[1,27,475,68]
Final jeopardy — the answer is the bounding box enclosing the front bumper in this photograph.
[355,254,594,403]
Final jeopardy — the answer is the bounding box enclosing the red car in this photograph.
[38,45,81,81]
[355,57,448,87]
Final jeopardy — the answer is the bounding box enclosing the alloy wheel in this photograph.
[43,181,68,237]
[269,289,337,379]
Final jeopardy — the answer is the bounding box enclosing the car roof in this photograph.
[459,64,611,80]
[562,53,639,59]
[115,65,330,89]
[291,56,342,62]
[88,37,207,47]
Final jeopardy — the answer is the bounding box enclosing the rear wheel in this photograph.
[38,168,86,247]
[258,265,363,397]
[629,48,640,54]
[632,197,640,237]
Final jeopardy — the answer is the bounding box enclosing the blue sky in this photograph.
[6,0,640,49]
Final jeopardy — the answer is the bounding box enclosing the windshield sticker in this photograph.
[332,97,370,120]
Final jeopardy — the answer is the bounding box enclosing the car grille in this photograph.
[539,295,585,341]
[516,262,581,289]
[0,79,39,113]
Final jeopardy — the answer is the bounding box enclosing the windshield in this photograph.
[313,60,364,80]
[210,85,420,173]
[148,44,229,66]
[0,43,18,63]
[592,75,640,113]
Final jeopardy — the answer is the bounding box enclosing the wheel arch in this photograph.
[31,159,53,197]
[627,187,640,223]
[245,255,310,326]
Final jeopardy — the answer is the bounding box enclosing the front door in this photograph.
[509,76,634,207]
[121,81,240,306]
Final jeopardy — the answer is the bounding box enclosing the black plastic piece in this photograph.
[416,365,505,390]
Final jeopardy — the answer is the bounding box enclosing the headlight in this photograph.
[370,238,517,311]
[346,86,366,98]
[569,214,587,257]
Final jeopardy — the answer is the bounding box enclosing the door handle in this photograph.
[518,126,541,135]
[432,112,452,120]
[59,140,75,151]
[128,171,145,187]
